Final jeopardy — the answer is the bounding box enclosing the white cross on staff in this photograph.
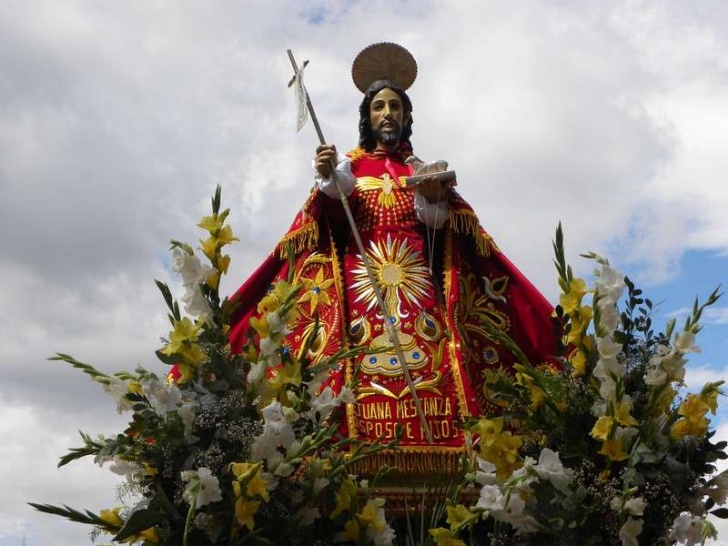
[286,49,433,443]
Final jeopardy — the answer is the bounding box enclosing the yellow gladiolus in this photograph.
[176,343,207,366]
[174,362,195,384]
[654,385,678,415]
[480,431,523,478]
[206,271,220,290]
[670,416,709,439]
[216,253,231,275]
[230,462,270,502]
[250,314,270,339]
[699,383,722,415]
[344,518,360,542]
[566,305,593,345]
[591,415,614,441]
[160,317,202,356]
[331,478,357,518]
[128,527,161,544]
[569,349,588,376]
[516,372,547,409]
[445,504,473,527]
[99,507,123,527]
[598,438,629,461]
[430,528,467,546]
[614,401,639,427]
[217,225,237,246]
[559,278,588,314]
[198,212,226,233]
[234,498,260,530]
[560,292,580,315]
[199,236,219,262]
[678,395,710,422]
[269,361,302,399]
[470,418,504,447]
[258,293,280,314]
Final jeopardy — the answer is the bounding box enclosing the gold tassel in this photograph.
[276,222,319,259]
[449,210,499,257]
[347,448,464,478]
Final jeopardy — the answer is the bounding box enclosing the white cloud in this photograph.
[0,398,126,544]
[705,307,728,325]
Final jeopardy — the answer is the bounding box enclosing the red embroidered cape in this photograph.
[224,148,558,478]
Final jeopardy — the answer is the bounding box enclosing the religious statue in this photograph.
[227,43,557,481]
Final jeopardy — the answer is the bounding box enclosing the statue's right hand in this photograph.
[315,144,337,178]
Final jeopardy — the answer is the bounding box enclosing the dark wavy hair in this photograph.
[358,79,414,152]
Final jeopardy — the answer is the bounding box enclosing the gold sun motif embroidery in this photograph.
[298,265,335,314]
[350,234,432,319]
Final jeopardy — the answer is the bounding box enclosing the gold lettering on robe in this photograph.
[396,398,452,419]
[419,419,459,440]
[355,401,393,420]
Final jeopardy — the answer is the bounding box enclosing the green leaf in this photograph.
[29,503,117,530]
[113,508,165,541]
[154,349,181,365]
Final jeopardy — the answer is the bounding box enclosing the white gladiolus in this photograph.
[247,360,269,385]
[534,448,573,493]
[181,285,213,322]
[595,264,625,302]
[309,386,340,422]
[597,336,623,360]
[142,378,183,415]
[177,400,199,443]
[708,472,728,504]
[252,401,296,461]
[338,385,356,404]
[172,249,214,286]
[670,514,705,545]
[624,497,645,517]
[476,485,506,511]
[619,517,643,546]
[674,331,700,354]
[495,494,539,533]
[295,504,320,526]
[103,376,136,413]
[181,467,223,508]
[108,457,141,482]
[644,364,667,386]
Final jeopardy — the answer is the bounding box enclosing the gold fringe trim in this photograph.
[449,209,500,257]
[348,448,465,478]
[276,221,319,259]
[347,147,367,162]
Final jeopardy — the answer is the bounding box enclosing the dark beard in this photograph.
[374,123,401,147]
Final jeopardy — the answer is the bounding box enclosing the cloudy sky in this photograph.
[1,1,727,544]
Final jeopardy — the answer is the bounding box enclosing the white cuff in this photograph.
[414,191,448,229]
[313,154,355,198]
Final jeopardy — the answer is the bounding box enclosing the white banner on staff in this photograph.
[294,63,308,132]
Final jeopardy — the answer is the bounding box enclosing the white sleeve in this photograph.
[313,153,356,198]
[414,191,448,229]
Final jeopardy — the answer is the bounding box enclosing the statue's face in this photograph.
[369,87,407,148]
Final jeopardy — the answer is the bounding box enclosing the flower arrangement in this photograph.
[429,225,727,545]
[32,188,727,546]
[31,187,398,545]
